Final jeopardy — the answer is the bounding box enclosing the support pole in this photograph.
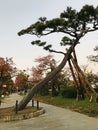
[68,59,80,100]
[71,56,98,101]
[15,100,18,114]
[67,48,84,100]
[32,99,34,107]
[72,48,85,99]
[37,100,39,110]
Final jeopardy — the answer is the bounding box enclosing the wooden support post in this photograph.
[67,48,84,100]
[37,100,39,110]
[32,99,34,107]
[15,100,18,114]
[67,48,98,101]
[71,56,98,101]
[68,59,80,100]
[72,48,85,98]
[70,57,91,97]
[73,48,78,63]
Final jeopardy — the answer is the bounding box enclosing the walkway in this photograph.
[0,94,98,130]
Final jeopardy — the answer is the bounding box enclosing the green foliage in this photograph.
[51,88,59,97]
[94,87,98,93]
[35,22,46,34]
[39,85,49,96]
[31,40,52,52]
[60,7,78,29]
[46,18,66,29]
[60,7,76,18]
[43,45,52,51]
[60,36,75,46]
[61,86,77,98]
[79,5,96,22]
[18,5,98,54]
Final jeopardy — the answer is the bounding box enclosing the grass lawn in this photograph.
[34,94,98,118]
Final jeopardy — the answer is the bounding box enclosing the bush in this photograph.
[61,86,77,98]
[52,90,59,97]
[94,87,98,93]
[39,85,49,96]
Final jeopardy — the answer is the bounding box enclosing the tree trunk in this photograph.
[16,43,76,110]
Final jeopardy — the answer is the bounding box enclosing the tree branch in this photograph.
[49,49,66,55]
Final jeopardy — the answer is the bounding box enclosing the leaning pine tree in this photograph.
[17,5,98,110]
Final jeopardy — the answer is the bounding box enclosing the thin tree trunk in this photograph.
[68,59,80,100]
[16,43,76,111]
[71,56,91,98]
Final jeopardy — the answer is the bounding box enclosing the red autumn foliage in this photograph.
[30,54,53,83]
[0,57,17,89]
[15,72,28,90]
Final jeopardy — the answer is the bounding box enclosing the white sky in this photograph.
[0,0,98,73]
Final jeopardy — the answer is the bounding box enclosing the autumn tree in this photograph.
[0,57,17,94]
[17,5,98,110]
[15,70,29,92]
[30,55,53,95]
[30,54,68,96]
[30,54,53,84]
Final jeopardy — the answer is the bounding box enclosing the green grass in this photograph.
[34,94,98,118]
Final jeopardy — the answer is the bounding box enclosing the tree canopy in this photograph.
[18,5,98,55]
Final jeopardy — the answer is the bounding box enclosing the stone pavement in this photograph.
[0,94,98,130]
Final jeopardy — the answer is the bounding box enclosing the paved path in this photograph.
[0,94,98,130]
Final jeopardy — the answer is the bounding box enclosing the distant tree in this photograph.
[0,57,17,94]
[15,71,29,92]
[17,5,98,110]
[87,46,98,62]
[30,54,53,84]
[30,55,59,96]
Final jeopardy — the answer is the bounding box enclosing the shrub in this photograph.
[94,87,98,93]
[52,90,59,97]
[61,86,77,98]
[39,85,49,96]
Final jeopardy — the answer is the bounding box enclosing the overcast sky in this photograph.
[0,0,98,73]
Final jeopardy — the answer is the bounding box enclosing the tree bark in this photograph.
[16,43,76,110]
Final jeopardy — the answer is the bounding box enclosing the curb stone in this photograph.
[0,107,45,122]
